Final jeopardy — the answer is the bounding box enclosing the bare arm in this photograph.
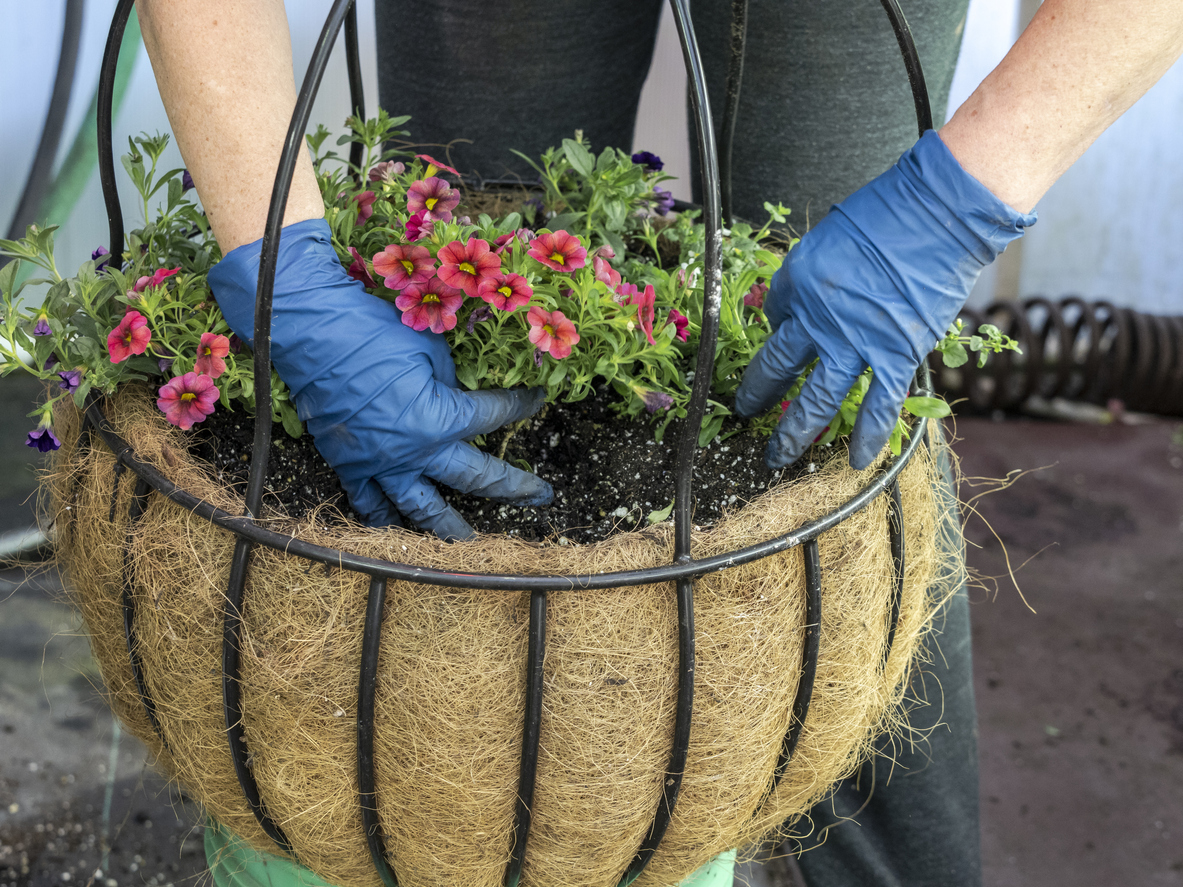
[137,0,323,252]
[941,0,1183,213]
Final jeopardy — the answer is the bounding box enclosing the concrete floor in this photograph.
[1,371,1180,886]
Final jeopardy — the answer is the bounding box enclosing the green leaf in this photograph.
[938,339,968,368]
[562,139,595,177]
[544,211,585,232]
[279,401,304,439]
[903,395,952,419]
[647,499,675,525]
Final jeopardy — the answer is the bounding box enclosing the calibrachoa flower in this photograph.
[527,230,586,272]
[373,243,435,290]
[494,228,535,254]
[26,423,60,453]
[466,305,494,333]
[158,357,174,373]
[181,169,195,192]
[632,151,664,171]
[652,188,675,216]
[527,307,580,359]
[33,317,51,336]
[57,369,82,392]
[415,153,461,177]
[132,266,180,294]
[666,308,689,342]
[228,334,243,355]
[353,191,377,226]
[477,272,532,311]
[347,247,376,287]
[396,278,465,333]
[621,283,657,345]
[368,160,405,182]
[157,372,219,430]
[632,384,674,414]
[406,176,459,222]
[437,238,500,296]
[91,245,109,262]
[744,282,768,310]
[404,211,431,241]
[592,246,621,288]
[195,332,230,379]
[107,310,151,362]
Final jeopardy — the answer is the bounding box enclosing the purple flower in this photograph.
[368,160,405,183]
[534,348,544,368]
[33,318,51,337]
[91,245,109,261]
[632,151,664,172]
[26,425,61,453]
[57,370,82,392]
[653,188,675,216]
[157,357,174,373]
[228,334,244,355]
[181,169,195,192]
[637,386,674,414]
[466,305,494,333]
[43,356,57,371]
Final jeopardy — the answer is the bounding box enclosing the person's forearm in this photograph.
[940,0,1183,213]
[138,0,323,252]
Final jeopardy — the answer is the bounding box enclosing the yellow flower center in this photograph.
[202,346,211,357]
[425,197,438,210]
[401,259,415,273]
[460,262,476,275]
[498,286,512,298]
[422,293,441,304]
[181,392,196,403]
[550,252,565,265]
[543,324,555,337]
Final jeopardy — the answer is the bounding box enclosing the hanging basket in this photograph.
[48,387,957,887]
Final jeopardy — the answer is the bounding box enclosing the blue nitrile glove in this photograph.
[207,218,553,540]
[735,129,1036,470]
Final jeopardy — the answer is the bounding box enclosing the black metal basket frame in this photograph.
[86,2,935,885]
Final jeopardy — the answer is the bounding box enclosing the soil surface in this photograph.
[192,393,798,543]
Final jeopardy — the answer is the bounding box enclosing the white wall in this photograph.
[5,0,1183,314]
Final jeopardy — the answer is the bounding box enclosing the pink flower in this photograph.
[347,247,377,287]
[157,372,219,430]
[477,272,533,311]
[372,243,435,291]
[527,307,580,359]
[353,191,377,226]
[107,310,151,363]
[592,246,621,288]
[368,160,405,182]
[395,278,465,333]
[623,283,657,345]
[404,211,431,242]
[406,177,459,223]
[744,282,768,310]
[527,230,587,273]
[494,229,535,254]
[194,332,230,379]
[132,266,180,294]
[666,308,689,342]
[436,238,501,297]
[415,153,461,177]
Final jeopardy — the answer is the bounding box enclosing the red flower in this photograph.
[195,332,230,379]
[477,272,533,311]
[395,278,465,333]
[744,282,768,310]
[592,246,621,288]
[353,191,377,226]
[157,372,219,430]
[372,243,435,291]
[347,247,376,287]
[132,266,180,294]
[527,307,580,359]
[437,238,501,297]
[494,229,535,254]
[666,308,689,342]
[404,211,431,242]
[527,230,587,273]
[107,310,152,363]
[623,283,657,345]
[406,177,459,223]
[415,153,461,177]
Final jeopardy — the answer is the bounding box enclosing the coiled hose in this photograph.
[938,297,1183,416]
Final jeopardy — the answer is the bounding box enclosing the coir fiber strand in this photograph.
[45,387,962,887]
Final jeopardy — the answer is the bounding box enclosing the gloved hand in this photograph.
[208,218,553,540]
[735,129,1036,470]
